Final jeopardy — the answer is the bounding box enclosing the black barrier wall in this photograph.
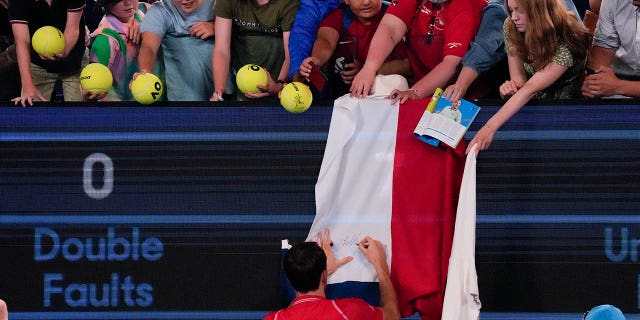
[1,101,639,319]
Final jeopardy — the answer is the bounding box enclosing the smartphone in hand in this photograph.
[308,61,327,91]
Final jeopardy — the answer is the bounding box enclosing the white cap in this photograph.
[370,74,409,96]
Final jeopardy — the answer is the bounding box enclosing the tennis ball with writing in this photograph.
[280,82,312,114]
[130,73,163,105]
[32,26,65,57]
[236,64,268,94]
[80,63,113,95]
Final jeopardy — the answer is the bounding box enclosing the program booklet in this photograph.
[414,95,481,148]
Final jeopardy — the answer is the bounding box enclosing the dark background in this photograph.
[1,100,639,318]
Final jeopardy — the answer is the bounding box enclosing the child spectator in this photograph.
[9,0,87,106]
[298,0,410,99]
[442,0,581,102]
[467,0,591,154]
[86,0,163,101]
[138,0,216,101]
[210,0,299,101]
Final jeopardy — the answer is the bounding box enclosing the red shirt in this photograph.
[386,0,485,80]
[319,7,408,64]
[263,295,383,320]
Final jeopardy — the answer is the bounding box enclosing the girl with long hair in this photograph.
[468,0,591,154]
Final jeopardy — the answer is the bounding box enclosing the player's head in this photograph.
[284,242,327,293]
[452,100,461,110]
[345,0,383,22]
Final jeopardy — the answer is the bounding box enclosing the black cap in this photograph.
[96,0,122,8]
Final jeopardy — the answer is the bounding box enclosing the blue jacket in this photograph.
[288,0,340,79]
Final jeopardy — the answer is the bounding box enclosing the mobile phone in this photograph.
[342,56,355,71]
[586,66,597,75]
[308,61,327,91]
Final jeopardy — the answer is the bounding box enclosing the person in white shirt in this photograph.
[582,0,640,99]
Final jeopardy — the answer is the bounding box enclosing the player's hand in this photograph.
[317,229,353,275]
[358,236,388,273]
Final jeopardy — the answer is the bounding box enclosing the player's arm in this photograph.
[358,237,400,320]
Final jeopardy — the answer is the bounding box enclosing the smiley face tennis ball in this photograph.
[236,64,268,94]
[130,73,163,105]
[80,63,113,95]
[32,26,65,57]
[280,82,313,114]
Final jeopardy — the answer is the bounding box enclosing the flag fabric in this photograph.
[307,95,466,319]
[441,145,481,320]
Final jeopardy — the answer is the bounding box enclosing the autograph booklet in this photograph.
[414,94,481,148]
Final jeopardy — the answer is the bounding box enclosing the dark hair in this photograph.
[284,242,326,293]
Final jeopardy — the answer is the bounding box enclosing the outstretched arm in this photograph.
[210,17,232,101]
[350,14,406,98]
[137,31,162,74]
[467,62,567,154]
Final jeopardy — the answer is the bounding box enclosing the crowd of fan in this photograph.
[0,0,637,110]
[0,0,637,149]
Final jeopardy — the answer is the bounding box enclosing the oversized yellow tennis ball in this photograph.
[80,63,113,95]
[236,64,268,94]
[130,73,163,104]
[280,82,312,114]
[32,26,65,57]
